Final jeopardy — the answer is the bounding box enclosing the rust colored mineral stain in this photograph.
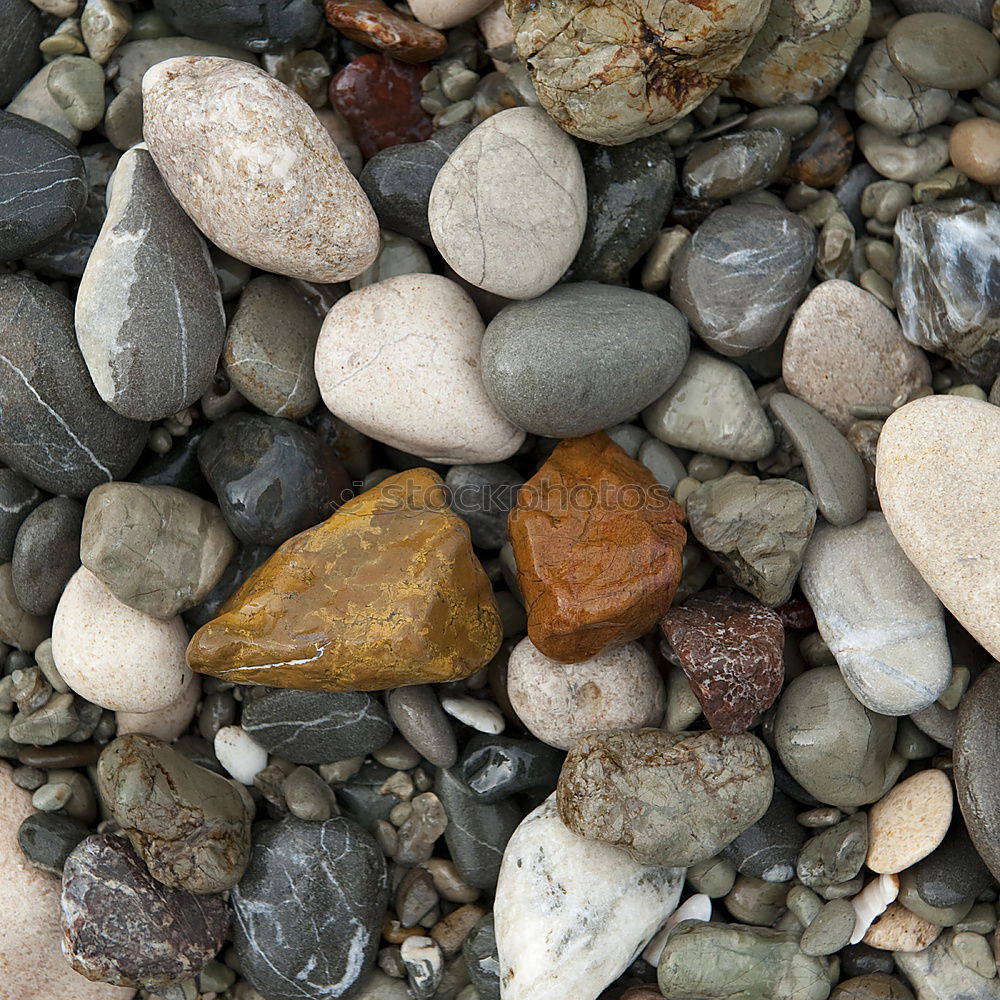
[323,0,448,63]
[186,469,502,691]
[508,432,686,664]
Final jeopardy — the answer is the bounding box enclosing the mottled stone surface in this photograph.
[661,589,784,734]
[188,468,502,691]
[506,0,770,144]
[0,273,147,497]
[682,129,791,201]
[152,0,324,51]
[231,817,387,1000]
[495,795,685,1000]
[797,813,868,888]
[97,733,252,893]
[557,728,774,866]
[867,769,952,875]
[60,833,228,987]
[784,104,855,188]
[894,933,1000,1000]
[324,0,447,61]
[143,57,379,282]
[507,433,686,663]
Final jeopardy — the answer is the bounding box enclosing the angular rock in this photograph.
[507,432,686,663]
[187,468,502,691]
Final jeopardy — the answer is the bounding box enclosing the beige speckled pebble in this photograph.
[877,395,1000,661]
[142,56,379,282]
[428,107,586,300]
[314,273,524,463]
[51,567,193,713]
[866,769,952,874]
[115,671,201,742]
[506,637,665,750]
[863,902,943,952]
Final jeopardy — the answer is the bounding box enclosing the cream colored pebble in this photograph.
[866,769,953,874]
[863,902,943,952]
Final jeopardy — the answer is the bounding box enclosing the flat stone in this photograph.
[802,898,858,956]
[481,282,690,437]
[17,810,89,875]
[0,0,42,104]
[232,817,387,1000]
[887,12,1000,89]
[507,433,686,662]
[241,689,393,763]
[427,107,586,300]
[557,727,774,867]
[187,468,502,691]
[643,350,775,460]
[876,395,1000,660]
[495,795,684,1000]
[683,129,791,200]
[895,933,1000,999]
[720,789,805,883]
[797,813,869,889]
[108,37,257,95]
[444,463,523,550]
[800,513,951,716]
[323,0,447,62]
[143,56,379,283]
[152,0,323,50]
[315,274,525,464]
[386,685,456,768]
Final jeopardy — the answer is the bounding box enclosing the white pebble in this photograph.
[214,725,268,785]
[440,695,505,734]
[642,893,713,965]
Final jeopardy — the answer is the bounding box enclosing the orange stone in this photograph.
[324,0,447,63]
[186,468,502,691]
[508,432,686,663]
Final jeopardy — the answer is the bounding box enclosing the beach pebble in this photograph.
[459,734,563,804]
[152,0,324,50]
[315,273,524,464]
[721,789,805,883]
[427,107,586,300]
[0,470,42,564]
[506,637,665,750]
[115,670,201,743]
[895,933,1000,999]
[867,770,953,874]
[213,725,268,785]
[683,130,791,201]
[0,564,50,651]
[52,566,192,713]
[798,813,869,889]
[7,61,80,143]
[323,0,447,62]
[387,686,457,769]
[856,124,951,183]
[46,55,105,131]
[886,12,1000,89]
[0,0,41,105]
[142,56,379,282]
[863,903,942,953]
[445,463,523,550]
[949,117,1000,184]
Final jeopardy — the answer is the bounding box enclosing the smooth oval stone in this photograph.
[97,732,252,893]
[46,56,106,131]
[459,734,564,804]
[802,898,857,956]
[557,727,773,867]
[61,832,228,988]
[0,0,41,105]
[0,469,41,563]
[117,669,202,743]
[797,813,869,889]
[0,111,86,263]
[856,124,951,184]
[904,818,991,910]
[495,795,684,1000]
[774,665,897,808]
[427,107,586,300]
[683,130,791,201]
[315,274,525,464]
[643,350,775,460]
[784,103,855,189]
[948,117,1000,185]
[76,146,225,421]
[867,769,952,875]
[887,12,1000,89]
[658,921,833,1000]
[11,498,82,617]
[669,204,814,357]
[0,273,147,497]
[241,689,393,763]
[232,816,387,1000]
[386,684,457,768]
[153,0,323,50]
[720,789,805,882]
[17,810,89,875]
[143,56,378,282]
[7,61,79,144]
[800,513,951,716]
[877,395,1000,659]
[481,283,689,438]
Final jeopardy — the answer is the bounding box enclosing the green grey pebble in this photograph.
[895,716,939,759]
[887,12,1000,89]
[47,767,96,822]
[11,666,49,714]
[801,898,858,956]
[797,812,869,888]
[9,691,78,745]
[895,931,1000,999]
[818,873,865,900]
[17,810,90,874]
[725,876,789,927]
[11,765,45,790]
[955,903,997,936]
[787,884,824,927]
[686,855,738,898]
[947,931,997,978]
[0,563,50,653]
[605,423,650,459]
[45,55,105,130]
[283,765,337,822]
[32,780,71,811]
[831,974,916,999]
[103,85,143,150]
[34,638,69,694]
[0,713,17,757]
[745,105,819,138]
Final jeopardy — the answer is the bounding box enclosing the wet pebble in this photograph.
[682,129,791,200]
[886,12,1000,90]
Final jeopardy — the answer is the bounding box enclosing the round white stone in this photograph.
[439,695,505,734]
[214,725,269,785]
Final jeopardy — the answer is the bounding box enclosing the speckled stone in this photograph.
[864,903,942,953]
[152,0,324,51]
[683,130,791,201]
[0,0,41,105]
[721,789,806,883]
[11,495,82,616]
[142,57,379,283]
[866,769,952,875]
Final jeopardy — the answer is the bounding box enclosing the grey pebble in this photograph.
[11,497,83,616]
[151,0,323,50]
[46,55,106,131]
[887,12,1000,90]
[386,685,457,769]
[797,812,869,889]
[17,809,89,874]
[0,0,41,105]
[682,130,791,201]
[801,898,858,956]
[0,469,42,563]
[445,464,523,551]
[721,789,806,883]
[283,765,337,821]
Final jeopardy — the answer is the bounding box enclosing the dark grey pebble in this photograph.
[152,0,324,51]
[11,496,83,616]
[17,810,89,875]
[386,684,458,769]
[444,463,523,551]
[902,817,992,909]
[338,760,403,828]
[0,0,41,105]
[183,542,274,631]
[0,469,42,562]
[463,913,501,1000]
[459,734,564,804]
[721,789,805,882]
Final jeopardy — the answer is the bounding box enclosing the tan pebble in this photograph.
[950,118,1000,184]
[864,902,942,952]
[115,671,201,742]
[866,769,952,874]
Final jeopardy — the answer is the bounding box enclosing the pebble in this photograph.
[557,727,773,867]
[798,813,869,889]
[142,56,379,282]
[52,566,192,713]
[802,899,859,956]
[642,350,776,460]
[444,463,523,550]
[151,0,324,50]
[0,0,41,105]
[241,689,393,764]
[401,936,444,998]
[315,274,524,463]
[61,832,228,987]
[440,695,504,734]
[17,810,89,875]
[948,932,996,979]
[116,669,201,743]
[669,204,815,357]
[683,130,791,200]
[0,272,147,497]
[480,282,689,438]
[459,733,563,803]
[7,61,80,143]
[800,513,952,716]
[0,563,49,651]
[887,12,1000,89]
[866,770,953,874]
[721,789,806,882]
[856,124,951,183]
[833,975,916,999]
[782,279,931,433]
[324,0,446,62]
[896,932,1000,999]
[427,107,586,300]
[494,795,685,1000]
[877,396,1000,659]
[284,765,337,821]
[213,725,268,785]
[949,117,1000,184]
[783,104,855,189]
[46,55,105,130]
[0,470,42,563]
[386,685,457,768]
[864,902,942,953]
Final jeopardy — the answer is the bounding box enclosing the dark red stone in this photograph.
[330,55,433,159]
[774,594,815,630]
[661,588,784,734]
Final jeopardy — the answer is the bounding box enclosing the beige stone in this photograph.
[7,60,80,143]
[411,0,493,29]
[877,394,1000,660]
[314,273,524,463]
[782,280,931,432]
[866,769,952,874]
[52,567,193,713]
[949,117,1000,185]
[0,762,135,1000]
[142,56,379,283]
[116,672,201,742]
[863,902,943,952]
[427,107,586,300]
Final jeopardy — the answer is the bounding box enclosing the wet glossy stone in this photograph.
[507,432,686,663]
[720,789,805,882]
[797,813,869,889]
[324,0,447,62]
[459,734,564,803]
[857,124,950,183]
[152,0,324,51]
[887,12,1000,89]
[188,468,502,691]
[683,130,791,201]
[784,105,855,188]
[183,543,273,632]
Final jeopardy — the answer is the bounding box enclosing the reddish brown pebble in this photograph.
[661,588,785,734]
[775,595,815,630]
[508,432,686,664]
[324,0,447,63]
[330,55,433,158]
[785,105,854,188]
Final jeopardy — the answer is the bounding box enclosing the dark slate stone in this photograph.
[720,788,806,882]
[231,816,387,1000]
[0,0,42,105]
[183,542,274,631]
[337,761,402,828]
[11,496,83,616]
[241,689,393,764]
[152,0,325,51]
[906,816,993,909]
[0,468,42,562]
[0,111,87,263]
[463,913,501,1000]
[839,944,896,978]
[130,422,213,499]
[17,810,89,875]
[0,273,148,496]
[459,734,564,804]
[444,463,522,550]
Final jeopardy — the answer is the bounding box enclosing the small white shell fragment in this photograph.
[850,873,900,944]
[440,695,505,735]
[214,725,269,785]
